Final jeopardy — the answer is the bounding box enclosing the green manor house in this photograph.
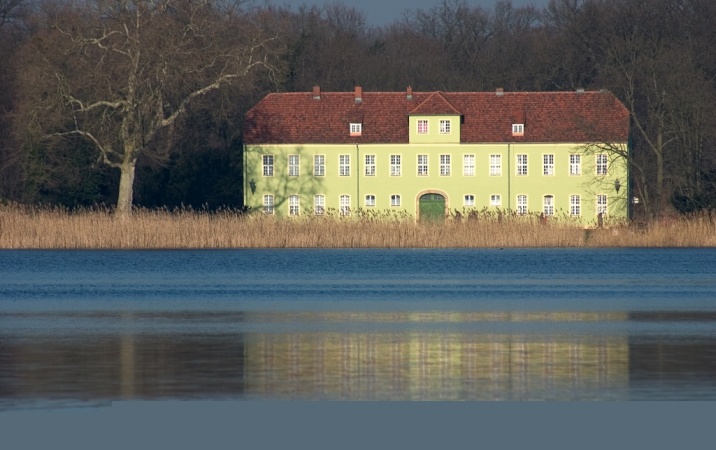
[243,87,629,223]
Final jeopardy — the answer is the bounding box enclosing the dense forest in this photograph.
[0,0,714,219]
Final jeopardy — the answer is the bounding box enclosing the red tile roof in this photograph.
[244,89,629,145]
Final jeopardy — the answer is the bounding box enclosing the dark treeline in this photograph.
[0,0,714,218]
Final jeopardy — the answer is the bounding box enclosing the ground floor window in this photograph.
[340,195,351,216]
[597,194,608,215]
[263,194,274,215]
[288,195,300,216]
[517,194,527,215]
[490,194,501,207]
[464,194,475,207]
[314,195,325,215]
[391,194,401,207]
[365,194,375,207]
[570,194,581,216]
[543,195,554,216]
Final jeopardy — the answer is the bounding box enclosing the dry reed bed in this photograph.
[1,205,715,249]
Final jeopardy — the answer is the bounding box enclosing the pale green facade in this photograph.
[244,115,628,224]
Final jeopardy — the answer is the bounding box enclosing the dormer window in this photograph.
[417,120,428,134]
[440,119,451,134]
[512,124,524,136]
[350,123,362,136]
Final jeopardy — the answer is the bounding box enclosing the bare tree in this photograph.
[17,0,277,215]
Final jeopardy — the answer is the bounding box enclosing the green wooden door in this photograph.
[419,194,445,223]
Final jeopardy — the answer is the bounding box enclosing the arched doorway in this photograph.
[418,193,447,223]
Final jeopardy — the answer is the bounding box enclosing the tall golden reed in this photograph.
[0,204,714,249]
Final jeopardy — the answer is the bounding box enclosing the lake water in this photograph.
[1,248,715,408]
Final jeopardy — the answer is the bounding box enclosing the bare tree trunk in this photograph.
[116,158,136,216]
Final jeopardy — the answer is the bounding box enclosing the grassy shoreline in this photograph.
[1,204,715,249]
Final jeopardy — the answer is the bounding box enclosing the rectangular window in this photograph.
[288,154,299,177]
[365,194,375,207]
[365,154,376,176]
[490,154,502,176]
[570,195,581,216]
[597,194,608,215]
[543,195,555,216]
[314,195,325,215]
[464,194,475,207]
[314,155,325,176]
[417,120,428,134]
[512,124,524,136]
[340,195,351,216]
[339,155,350,176]
[440,120,451,134]
[440,154,451,176]
[490,194,501,207]
[569,154,581,175]
[263,194,274,215]
[288,195,300,216]
[596,154,608,175]
[390,155,401,176]
[463,154,475,176]
[543,154,554,176]
[517,154,528,176]
[517,194,528,215]
[391,194,401,207]
[350,123,362,136]
[262,155,274,177]
[418,155,428,176]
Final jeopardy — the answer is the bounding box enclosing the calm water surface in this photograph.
[1,248,715,407]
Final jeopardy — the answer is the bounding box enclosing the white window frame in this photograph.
[463,154,475,176]
[543,195,555,216]
[350,123,362,136]
[417,119,428,134]
[512,124,524,136]
[440,154,451,176]
[570,194,581,216]
[390,155,401,176]
[596,154,608,176]
[490,194,501,207]
[417,154,428,176]
[490,154,502,176]
[340,195,351,216]
[391,194,401,207]
[288,154,299,177]
[464,194,475,207]
[263,194,274,215]
[262,155,274,177]
[517,194,528,215]
[365,154,376,176]
[439,119,451,134]
[569,154,581,176]
[314,155,325,177]
[365,194,375,207]
[339,154,350,176]
[288,194,300,216]
[314,195,325,215]
[597,194,608,215]
[517,154,528,176]
[543,154,555,176]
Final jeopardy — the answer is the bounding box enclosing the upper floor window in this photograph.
[350,123,362,136]
[517,154,528,176]
[440,154,451,176]
[417,120,429,134]
[390,155,401,176]
[417,154,429,176]
[288,154,299,177]
[262,155,274,177]
[288,194,300,216]
[463,154,475,176]
[596,154,608,175]
[339,155,350,176]
[365,154,376,176]
[314,155,325,176]
[569,154,581,175]
[512,124,524,136]
[440,120,451,134]
[314,195,325,215]
[543,154,554,176]
[490,154,502,176]
[263,194,274,215]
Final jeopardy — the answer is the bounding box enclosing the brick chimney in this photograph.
[406,86,413,100]
[354,86,363,103]
[496,87,504,96]
[312,85,321,100]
